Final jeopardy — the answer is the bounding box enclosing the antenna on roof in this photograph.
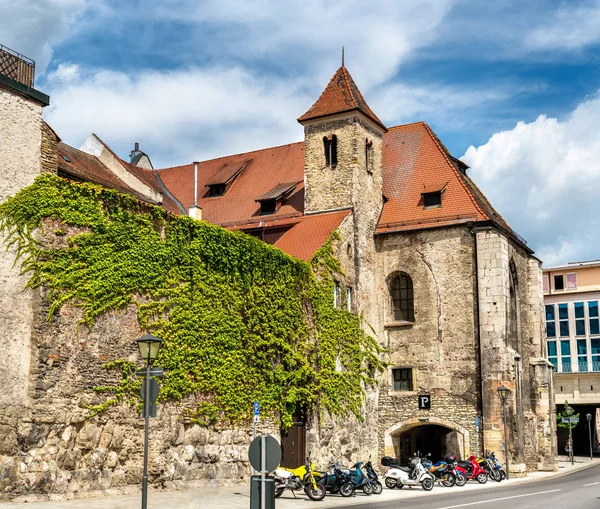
[341,46,345,66]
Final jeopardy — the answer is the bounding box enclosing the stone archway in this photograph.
[384,417,470,462]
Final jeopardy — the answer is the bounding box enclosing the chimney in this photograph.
[188,206,202,220]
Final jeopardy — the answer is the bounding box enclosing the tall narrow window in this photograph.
[365,138,373,174]
[577,339,588,372]
[589,301,599,335]
[542,275,549,292]
[333,281,341,308]
[560,340,572,372]
[558,303,569,337]
[591,338,600,371]
[547,341,557,371]
[346,286,352,312]
[323,135,338,167]
[390,273,414,322]
[575,302,586,336]
[545,304,556,338]
[566,272,577,289]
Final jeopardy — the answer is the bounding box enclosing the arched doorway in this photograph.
[384,417,470,463]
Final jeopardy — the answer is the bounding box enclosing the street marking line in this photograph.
[436,489,562,509]
[583,481,600,486]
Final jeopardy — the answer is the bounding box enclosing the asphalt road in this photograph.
[335,464,600,509]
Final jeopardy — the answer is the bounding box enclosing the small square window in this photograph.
[208,184,226,197]
[392,368,413,391]
[554,274,564,291]
[260,199,277,215]
[423,191,442,209]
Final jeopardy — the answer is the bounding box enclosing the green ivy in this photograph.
[0,174,384,428]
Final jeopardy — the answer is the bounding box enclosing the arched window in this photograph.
[390,273,414,322]
[365,138,373,174]
[323,135,338,167]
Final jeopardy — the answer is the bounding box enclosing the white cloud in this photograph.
[0,0,86,74]
[525,2,600,52]
[462,93,600,266]
[44,66,311,167]
[47,62,80,83]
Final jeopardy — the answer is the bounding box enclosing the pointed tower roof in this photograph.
[298,66,386,131]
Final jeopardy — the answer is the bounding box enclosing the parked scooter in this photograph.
[273,454,327,500]
[314,459,354,497]
[381,453,435,491]
[444,454,467,487]
[364,458,383,494]
[454,454,488,484]
[421,456,456,487]
[344,461,374,495]
[488,451,506,480]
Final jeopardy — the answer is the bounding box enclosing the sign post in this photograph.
[248,434,281,509]
[252,402,260,475]
[475,416,480,458]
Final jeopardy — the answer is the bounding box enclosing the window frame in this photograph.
[391,367,414,392]
[566,272,577,290]
[423,191,442,209]
[323,135,338,168]
[389,272,415,323]
[558,303,569,337]
[542,275,549,293]
[545,304,556,338]
[553,274,565,291]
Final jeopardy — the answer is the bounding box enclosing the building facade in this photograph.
[0,46,557,499]
[543,261,600,456]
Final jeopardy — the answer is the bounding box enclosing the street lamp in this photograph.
[565,404,575,465]
[137,334,162,509]
[497,385,510,480]
[587,413,593,461]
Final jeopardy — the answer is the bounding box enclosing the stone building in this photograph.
[0,46,556,499]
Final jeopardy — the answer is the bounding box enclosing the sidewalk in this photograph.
[0,457,596,509]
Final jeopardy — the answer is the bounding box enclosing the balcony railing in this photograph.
[0,44,35,87]
[554,361,600,373]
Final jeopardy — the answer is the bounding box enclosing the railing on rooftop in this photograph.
[0,44,35,87]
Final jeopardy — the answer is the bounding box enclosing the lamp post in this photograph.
[587,413,593,460]
[137,334,162,509]
[565,404,574,465]
[497,385,510,480]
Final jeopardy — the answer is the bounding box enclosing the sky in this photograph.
[1,0,599,266]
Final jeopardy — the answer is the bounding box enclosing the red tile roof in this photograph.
[274,209,351,261]
[298,66,386,130]
[157,142,305,229]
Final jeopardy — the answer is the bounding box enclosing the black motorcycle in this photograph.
[364,458,383,494]
[315,459,355,497]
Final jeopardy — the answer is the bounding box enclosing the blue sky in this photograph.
[1,0,599,265]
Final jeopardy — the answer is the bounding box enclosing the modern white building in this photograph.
[543,260,600,456]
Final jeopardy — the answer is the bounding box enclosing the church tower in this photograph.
[298,64,386,315]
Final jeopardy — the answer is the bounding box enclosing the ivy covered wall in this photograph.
[0,174,383,430]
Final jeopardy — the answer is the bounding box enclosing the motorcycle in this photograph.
[454,454,488,484]
[477,452,501,482]
[273,454,327,500]
[444,454,467,487]
[364,458,383,494]
[314,459,355,497]
[488,451,507,480]
[381,453,435,491]
[422,456,456,487]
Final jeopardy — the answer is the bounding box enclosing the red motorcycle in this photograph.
[454,455,488,484]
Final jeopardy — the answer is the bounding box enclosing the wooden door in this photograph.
[280,420,306,468]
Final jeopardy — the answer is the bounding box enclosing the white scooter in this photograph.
[381,453,434,491]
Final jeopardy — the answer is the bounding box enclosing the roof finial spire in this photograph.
[341,46,345,67]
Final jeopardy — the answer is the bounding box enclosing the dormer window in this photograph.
[255,181,301,217]
[208,183,226,197]
[423,191,442,209]
[205,159,250,198]
[323,135,338,168]
[260,199,277,215]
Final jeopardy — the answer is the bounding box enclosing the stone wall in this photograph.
[476,227,556,473]
[0,85,43,460]
[40,122,58,174]
[374,226,481,459]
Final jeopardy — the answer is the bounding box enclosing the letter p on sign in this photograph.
[418,395,431,409]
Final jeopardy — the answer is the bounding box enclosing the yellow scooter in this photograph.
[273,454,326,500]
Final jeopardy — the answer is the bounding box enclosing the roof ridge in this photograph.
[341,66,359,109]
[420,122,487,220]
[387,121,427,130]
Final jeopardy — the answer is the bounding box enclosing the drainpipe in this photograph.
[472,226,486,454]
